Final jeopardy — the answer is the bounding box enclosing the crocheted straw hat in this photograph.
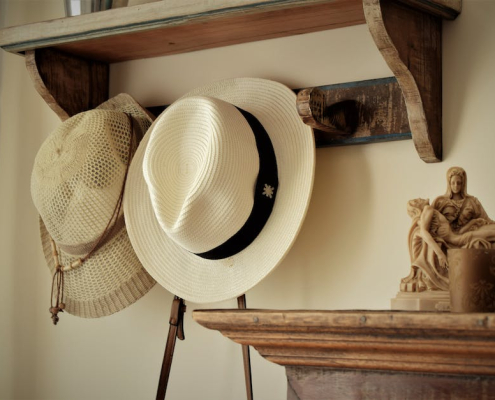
[31,94,156,319]
[124,78,315,303]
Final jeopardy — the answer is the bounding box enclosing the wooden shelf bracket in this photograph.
[363,0,461,163]
[25,48,109,121]
[297,0,461,162]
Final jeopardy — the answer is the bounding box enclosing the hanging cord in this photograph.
[48,113,137,325]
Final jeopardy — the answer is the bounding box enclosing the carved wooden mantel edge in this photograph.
[193,309,495,376]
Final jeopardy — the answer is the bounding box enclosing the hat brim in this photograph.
[124,78,315,303]
[40,219,155,318]
[38,93,156,318]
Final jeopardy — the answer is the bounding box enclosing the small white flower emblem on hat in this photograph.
[262,184,274,199]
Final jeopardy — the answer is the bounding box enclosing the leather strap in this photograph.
[238,294,254,400]
[155,295,253,400]
[156,296,186,400]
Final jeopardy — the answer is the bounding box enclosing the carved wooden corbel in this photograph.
[25,48,109,121]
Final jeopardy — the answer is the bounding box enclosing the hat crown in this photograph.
[31,110,133,250]
[143,96,260,254]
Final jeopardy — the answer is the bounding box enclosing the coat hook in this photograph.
[296,87,360,136]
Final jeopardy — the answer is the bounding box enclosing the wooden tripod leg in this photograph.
[237,294,253,400]
[156,296,186,400]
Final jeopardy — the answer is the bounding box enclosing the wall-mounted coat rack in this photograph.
[0,0,461,163]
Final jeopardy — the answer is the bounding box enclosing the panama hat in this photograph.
[124,78,315,303]
[31,94,156,322]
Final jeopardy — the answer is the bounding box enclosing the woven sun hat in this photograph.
[31,94,156,322]
[124,78,315,304]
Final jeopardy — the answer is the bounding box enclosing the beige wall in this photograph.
[1,0,494,399]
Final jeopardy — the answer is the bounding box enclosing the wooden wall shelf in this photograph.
[0,0,366,63]
[193,309,495,399]
[0,0,461,162]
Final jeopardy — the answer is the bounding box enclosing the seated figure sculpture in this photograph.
[401,167,495,293]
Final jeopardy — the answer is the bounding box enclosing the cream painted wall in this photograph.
[1,1,494,399]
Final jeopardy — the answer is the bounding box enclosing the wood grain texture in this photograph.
[364,0,442,163]
[193,310,495,375]
[297,88,359,135]
[296,77,411,146]
[286,367,495,400]
[1,0,365,63]
[25,48,109,120]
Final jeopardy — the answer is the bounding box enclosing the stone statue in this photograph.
[401,167,495,293]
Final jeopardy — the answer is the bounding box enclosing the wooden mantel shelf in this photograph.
[0,0,462,163]
[193,309,495,375]
[193,309,495,399]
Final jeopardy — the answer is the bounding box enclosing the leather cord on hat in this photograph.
[48,113,137,325]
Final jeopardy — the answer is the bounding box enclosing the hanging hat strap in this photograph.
[155,294,254,400]
[237,294,254,400]
[156,296,187,400]
[48,113,137,325]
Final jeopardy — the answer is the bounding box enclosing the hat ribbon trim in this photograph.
[194,107,278,260]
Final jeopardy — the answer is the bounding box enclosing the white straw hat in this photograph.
[31,94,156,320]
[124,78,315,303]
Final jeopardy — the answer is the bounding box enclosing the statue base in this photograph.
[391,291,450,312]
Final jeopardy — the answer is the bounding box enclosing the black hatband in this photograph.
[194,107,278,260]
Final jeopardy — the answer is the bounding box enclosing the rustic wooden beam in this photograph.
[296,77,411,147]
[364,0,443,163]
[25,48,109,121]
[149,78,411,147]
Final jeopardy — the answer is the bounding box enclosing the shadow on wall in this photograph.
[253,144,372,309]
[443,4,495,154]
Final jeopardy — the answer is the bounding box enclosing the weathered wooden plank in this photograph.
[0,0,365,62]
[25,48,109,120]
[296,77,411,146]
[149,78,411,148]
[364,0,443,163]
[286,367,495,400]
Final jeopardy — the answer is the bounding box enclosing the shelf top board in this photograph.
[193,309,495,335]
[0,0,366,63]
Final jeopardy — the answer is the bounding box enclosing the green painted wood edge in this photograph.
[0,0,347,55]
